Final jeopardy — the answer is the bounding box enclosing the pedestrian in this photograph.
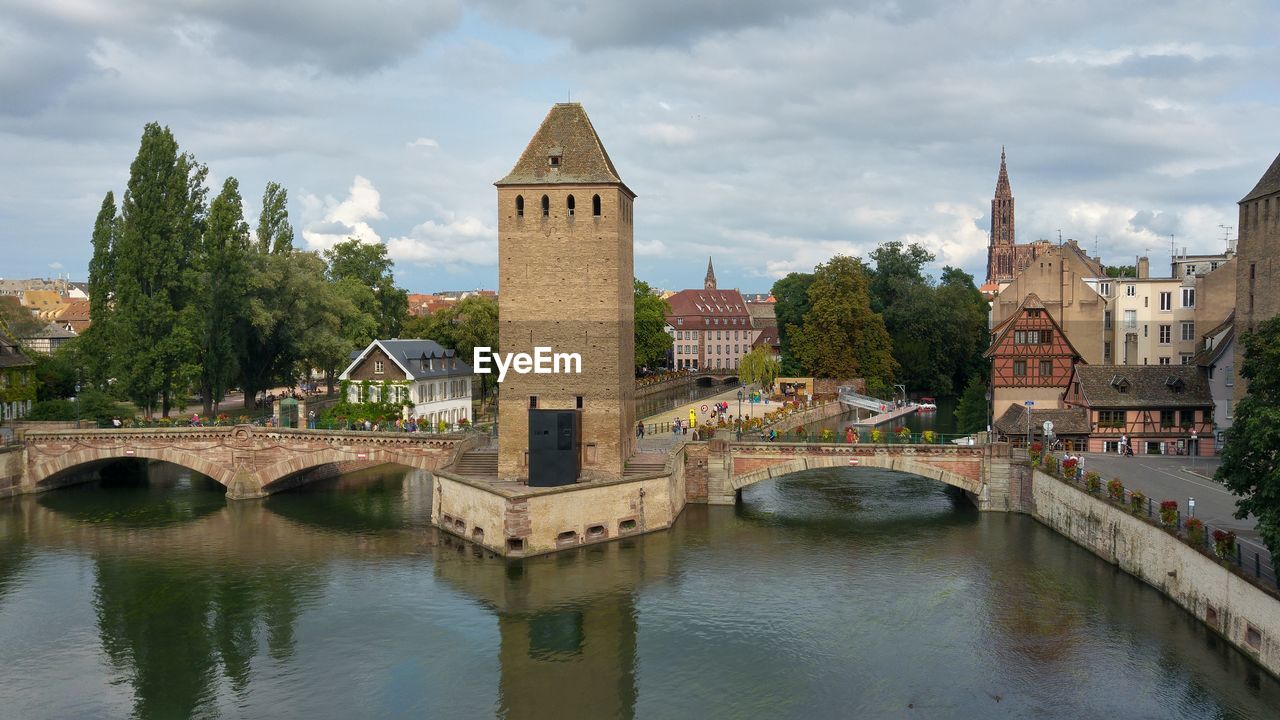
[192,412,200,427]
[636,420,644,439]
[688,408,696,431]
[1119,433,1128,457]
[308,410,316,429]
[845,427,854,444]
[673,417,681,436]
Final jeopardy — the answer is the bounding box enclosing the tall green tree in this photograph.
[789,255,897,389]
[189,177,251,414]
[83,192,118,389]
[256,182,294,254]
[634,280,673,371]
[323,238,408,338]
[1217,316,1280,560]
[112,123,207,416]
[770,271,814,376]
[868,241,932,314]
[954,375,990,434]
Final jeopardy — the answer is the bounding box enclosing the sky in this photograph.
[2,0,1278,294]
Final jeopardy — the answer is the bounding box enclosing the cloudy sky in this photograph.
[3,0,1278,293]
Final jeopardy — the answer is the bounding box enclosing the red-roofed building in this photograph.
[665,258,758,370]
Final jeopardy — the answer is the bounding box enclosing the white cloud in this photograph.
[48,261,63,269]
[387,216,496,267]
[408,137,440,151]
[300,175,386,251]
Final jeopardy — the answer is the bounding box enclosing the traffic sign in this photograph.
[1024,400,1035,406]
[1043,420,1054,433]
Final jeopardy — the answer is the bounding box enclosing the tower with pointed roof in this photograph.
[986,147,1017,284]
[704,257,716,290]
[494,103,637,480]
[1233,149,1280,401]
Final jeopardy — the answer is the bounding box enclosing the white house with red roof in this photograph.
[664,258,760,370]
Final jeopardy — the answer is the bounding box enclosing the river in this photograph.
[1,461,1277,719]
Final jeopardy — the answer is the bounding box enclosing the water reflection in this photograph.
[0,460,1276,718]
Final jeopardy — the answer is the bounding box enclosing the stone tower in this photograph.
[494,103,637,480]
[1233,149,1280,401]
[986,147,1017,284]
[704,257,717,290]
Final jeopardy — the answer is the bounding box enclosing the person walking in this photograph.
[688,408,697,432]
[1119,433,1128,457]
[636,421,645,439]
[673,417,681,436]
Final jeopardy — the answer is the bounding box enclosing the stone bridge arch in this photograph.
[20,426,478,500]
[731,452,981,495]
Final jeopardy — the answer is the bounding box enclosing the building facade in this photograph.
[1062,365,1215,456]
[339,339,472,428]
[990,241,1106,365]
[0,331,35,421]
[664,258,758,371]
[1106,257,1234,368]
[1234,150,1280,401]
[494,103,636,479]
[985,294,1084,418]
[1194,314,1236,448]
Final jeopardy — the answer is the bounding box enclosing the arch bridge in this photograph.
[699,439,1023,511]
[13,426,479,500]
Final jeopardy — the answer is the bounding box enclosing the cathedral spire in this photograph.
[704,257,717,290]
[995,146,1012,198]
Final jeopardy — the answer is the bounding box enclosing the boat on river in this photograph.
[917,397,938,411]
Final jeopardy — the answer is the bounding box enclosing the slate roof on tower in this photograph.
[495,103,632,194]
[1240,150,1280,203]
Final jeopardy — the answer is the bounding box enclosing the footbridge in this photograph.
[698,438,1024,510]
[10,426,481,500]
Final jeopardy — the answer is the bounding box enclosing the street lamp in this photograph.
[74,382,81,428]
[736,388,744,441]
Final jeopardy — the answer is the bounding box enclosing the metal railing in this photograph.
[836,386,892,413]
[637,420,974,446]
[1045,452,1278,591]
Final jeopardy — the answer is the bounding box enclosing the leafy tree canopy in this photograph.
[634,280,672,372]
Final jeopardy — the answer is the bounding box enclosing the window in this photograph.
[1159,325,1171,344]
[1143,325,1148,338]
[676,318,683,326]
[1180,354,1193,365]
[1160,409,1175,428]
[549,154,560,167]
[1159,292,1172,311]
[1180,322,1194,342]
[1123,310,1136,329]
[529,396,538,409]
[1040,330,1053,344]
[515,195,524,217]
[1125,284,1136,297]
[1181,287,1195,308]
[1103,341,1112,361]
[1159,357,1171,365]
[575,395,583,409]
[541,195,549,217]
[1104,310,1112,330]
[1099,281,1111,297]
[1098,410,1124,428]
[1039,359,1052,376]
[1226,398,1234,418]
[1225,365,1234,387]
[592,194,601,216]
[374,360,384,374]
[567,195,575,216]
[1013,360,1027,377]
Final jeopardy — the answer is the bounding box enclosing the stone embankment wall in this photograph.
[767,400,847,434]
[1029,468,1280,679]
[0,445,23,499]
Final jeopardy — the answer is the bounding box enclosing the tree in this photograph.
[112,123,207,416]
[868,241,932,314]
[188,177,252,414]
[256,182,294,254]
[771,272,814,375]
[634,280,672,371]
[738,346,781,391]
[83,192,118,388]
[954,374,990,434]
[324,238,408,338]
[1217,316,1280,559]
[789,255,897,388]
[1105,265,1136,278]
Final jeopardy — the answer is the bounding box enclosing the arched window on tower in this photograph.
[592,194,601,217]
[515,195,524,217]
[541,195,549,218]
[567,195,575,217]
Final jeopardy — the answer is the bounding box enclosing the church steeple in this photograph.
[704,256,717,290]
[995,146,1012,198]
[986,147,1018,284]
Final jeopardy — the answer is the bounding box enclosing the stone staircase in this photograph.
[624,453,668,478]
[453,449,498,478]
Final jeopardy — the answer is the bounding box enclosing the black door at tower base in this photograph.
[528,409,580,487]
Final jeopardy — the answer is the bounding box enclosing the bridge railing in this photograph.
[1044,451,1278,592]
[836,387,893,413]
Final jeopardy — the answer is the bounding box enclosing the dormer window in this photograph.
[548,148,562,168]
[374,360,384,375]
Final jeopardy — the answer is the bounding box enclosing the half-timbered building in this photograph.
[985,293,1084,418]
[1062,365,1215,456]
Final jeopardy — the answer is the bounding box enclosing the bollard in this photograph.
[1256,553,1262,578]
[1236,544,1243,567]
[1148,497,1154,518]
[1176,510,1181,532]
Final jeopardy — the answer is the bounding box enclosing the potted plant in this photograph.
[1158,500,1178,528]
[1185,517,1205,548]
[1084,471,1101,494]
[921,430,936,444]
[1061,457,1078,476]
[1106,478,1125,502]
[1129,490,1146,515]
[1212,529,1237,561]
[896,427,911,443]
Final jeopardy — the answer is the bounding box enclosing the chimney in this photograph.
[1137,256,1149,279]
